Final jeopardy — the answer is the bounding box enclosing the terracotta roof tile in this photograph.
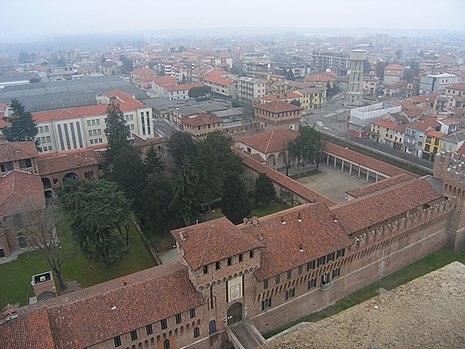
[372,119,405,133]
[0,141,38,162]
[165,83,204,92]
[254,101,302,113]
[37,150,102,175]
[172,218,263,271]
[261,92,300,102]
[425,130,446,138]
[239,203,352,280]
[0,170,45,217]
[36,262,204,349]
[151,76,177,86]
[304,74,337,83]
[446,83,465,91]
[346,173,416,198]
[0,308,55,349]
[384,64,405,71]
[182,113,223,127]
[324,143,408,177]
[203,70,236,86]
[237,151,336,207]
[332,178,443,235]
[237,129,298,154]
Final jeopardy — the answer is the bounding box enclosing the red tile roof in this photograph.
[203,70,236,86]
[332,178,443,235]
[346,173,416,198]
[261,92,300,102]
[34,262,204,349]
[0,308,55,349]
[239,203,352,280]
[237,150,336,207]
[385,64,405,71]
[165,83,204,92]
[237,129,298,154]
[33,91,144,123]
[0,170,45,217]
[407,119,440,132]
[131,68,156,77]
[304,74,337,83]
[371,119,405,133]
[407,93,438,104]
[254,101,302,113]
[181,113,223,127]
[457,143,465,155]
[384,70,402,77]
[152,75,177,87]
[446,83,465,91]
[324,142,408,177]
[37,150,102,175]
[172,217,264,270]
[0,141,38,162]
[425,130,445,139]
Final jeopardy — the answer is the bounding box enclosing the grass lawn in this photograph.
[264,247,465,338]
[0,221,155,308]
[203,202,290,222]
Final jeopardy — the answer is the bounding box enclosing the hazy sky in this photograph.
[1,0,464,42]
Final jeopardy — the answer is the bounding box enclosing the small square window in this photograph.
[189,308,196,319]
[275,275,281,284]
[130,330,138,341]
[175,313,182,324]
[146,324,153,335]
[161,319,168,330]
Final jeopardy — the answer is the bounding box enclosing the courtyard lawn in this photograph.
[0,221,155,308]
[264,247,465,338]
[203,202,290,222]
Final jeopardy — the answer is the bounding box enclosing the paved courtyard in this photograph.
[295,164,367,204]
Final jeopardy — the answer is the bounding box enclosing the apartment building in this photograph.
[180,114,223,138]
[32,91,155,154]
[419,73,460,94]
[383,64,404,85]
[370,119,405,151]
[238,77,266,104]
[254,101,302,130]
[202,71,237,100]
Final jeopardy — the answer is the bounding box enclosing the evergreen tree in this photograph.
[59,179,132,266]
[3,98,37,142]
[103,98,130,175]
[167,131,197,169]
[293,126,324,170]
[197,143,223,212]
[254,173,276,205]
[222,174,251,225]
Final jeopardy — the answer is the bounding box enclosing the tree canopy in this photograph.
[59,179,132,266]
[167,131,197,168]
[291,126,324,170]
[3,98,38,142]
[188,86,211,100]
[222,174,251,225]
[254,173,276,205]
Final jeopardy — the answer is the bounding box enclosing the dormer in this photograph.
[171,217,263,291]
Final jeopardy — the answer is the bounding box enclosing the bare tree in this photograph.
[19,201,75,291]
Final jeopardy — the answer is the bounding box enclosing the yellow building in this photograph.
[295,88,327,110]
[370,119,406,151]
[423,130,445,161]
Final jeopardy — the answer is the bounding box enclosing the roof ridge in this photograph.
[197,224,215,268]
[264,129,275,153]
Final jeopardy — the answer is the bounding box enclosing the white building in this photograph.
[32,91,155,154]
[238,77,266,103]
[419,73,460,94]
[347,50,368,106]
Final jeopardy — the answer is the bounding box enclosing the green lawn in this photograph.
[203,202,290,222]
[0,221,155,308]
[264,247,465,338]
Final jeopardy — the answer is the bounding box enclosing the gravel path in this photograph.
[263,262,465,349]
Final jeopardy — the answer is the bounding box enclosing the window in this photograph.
[308,278,317,289]
[332,267,341,279]
[161,319,167,330]
[285,287,295,300]
[287,270,292,280]
[250,250,254,258]
[239,253,243,262]
[130,330,138,341]
[209,320,217,335]
[321,272,330,285]
[298,265,303,275]
[227,257,232,266]
[0,162,13,172]
[326,252,335,262]
[175,313,182,324]
[336,249,345,259]
[19,158,32,169]
[203,265,208,274]
[84,171,94,179]
[275,274,281,284]
[194,327,200,338]
[215,261,220,270]
[113,336,122,347]
[317,256,326,267]
[189,308,196,319]
[261,297,272,310]
[263,279,269,289]
[163,339,171,349]
[146,324,153,335]
[306,260,315,271]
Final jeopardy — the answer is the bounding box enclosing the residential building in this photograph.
[423,129,446,161]
[164,83,205,101]
[370,119,405,150]
[348,103,401,137]
[362,77,380,96]
[445,83,465,108]
[180,114,223,138]
[0,141,38,174]
[383,64,404,85]
[31,90,155,154]
[294,88,326,110]
[384,80,407,97]
[260,92,301,106]
[0,170,45,258]
[441,131,465,153]
[131,68,157,82]
[311,51,349,72]
[404,119,441,157]
[254,101,302,130]
[238,77,266,104]
[304,73,337,89]
[150,76,177,97]
[437,117,461,134]
[419,73,460,94]
[202,71,238,100]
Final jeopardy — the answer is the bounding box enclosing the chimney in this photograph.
[31,272,56,302]
[298,244,304,252]
[281,216,287,225]
[297,212,302,223]
[122,278,127,286]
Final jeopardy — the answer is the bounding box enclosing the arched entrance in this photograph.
[63,172,79,182]
[227,303,242,325]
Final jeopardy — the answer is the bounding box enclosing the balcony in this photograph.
[320,281,333,291]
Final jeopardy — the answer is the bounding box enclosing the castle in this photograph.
[1,149,464,349]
